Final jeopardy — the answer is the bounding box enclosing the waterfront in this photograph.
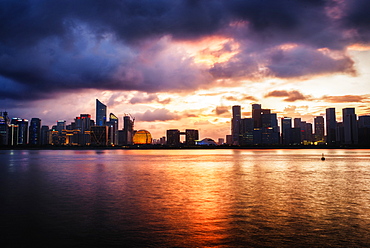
[1,149,370,247]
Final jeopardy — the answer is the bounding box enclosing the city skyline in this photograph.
[1,1,370,141]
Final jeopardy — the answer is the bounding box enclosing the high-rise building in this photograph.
[107,113,119,145]
[281,117,292,145]
[314,116,325,142]
[185,129,199,146]
[166,129,180,146]
[29,118,41,145]
[0,112,9,145]
[11,118,28,145]
[231,105,241,145]
[96,99,107,126]
[240,118,254,145]
[358,115,370,145]
[121,115,134,145]
[326,108,337,145]
[40,125,50,145]
[56,120,66,133]
[91,126,108,146]
[342,108,358,144]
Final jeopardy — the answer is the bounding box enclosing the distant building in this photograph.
[342,108,358,144]
[196,138,217,146]
[40,125,50,145]
[11,118,28,145]
[29,118,41,145]
[133,130,152,145]
[231,105,241,145]
[96,99,107,126]
[358,115,370,145]
[166,129,180,146]
[281,117,292,145]
[91,126,108,146]
[185,129,199,145]
[107,113,119,145]
[326,108,337,145]
[314,116,325,142]
[118,115,134,145]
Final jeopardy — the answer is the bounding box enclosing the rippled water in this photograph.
[1,149,370,247]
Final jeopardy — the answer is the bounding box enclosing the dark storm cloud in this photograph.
[0,0,369,101]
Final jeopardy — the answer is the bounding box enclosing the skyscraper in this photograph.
[96,99,107,126]
[185,129,199,146]
[314,116,325,142]
[11,118,28,145]
[29,118,41,145]
[107,113,119,145]
[166,129,180,146]
[231,105,241,145]
[326,108,337,145]
[342,108,358,144]
[281,117,292,145]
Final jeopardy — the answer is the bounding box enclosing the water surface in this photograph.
[1,149,370,247]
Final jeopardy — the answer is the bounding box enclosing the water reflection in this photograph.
[0,149,370,247]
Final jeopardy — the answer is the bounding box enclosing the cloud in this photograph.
[265,90,311,102]
[224,95,258,102]
[134,108,180,122]
[321,95,369,103]
[0,0,369,102]
[214,106,230,116]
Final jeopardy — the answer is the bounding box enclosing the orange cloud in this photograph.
[265,90,311,102]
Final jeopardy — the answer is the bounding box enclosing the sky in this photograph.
[1,0,370,141]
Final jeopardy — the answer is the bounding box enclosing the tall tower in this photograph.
[326,108,337,145]
[231,105,241,145]
[96,99,107,126]
[342,108,358,144]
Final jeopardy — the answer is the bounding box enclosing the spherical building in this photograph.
[133,130,152,145]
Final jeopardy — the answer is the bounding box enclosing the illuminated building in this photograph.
[166,129,180,146]
[231,105,241,145]
[314,116,325,142]
[56,120,66,134]
[0,112,9,145]
[342,108,358,144]
[96,99,107,126]
[29,118,41,145]
[133,130,152,144]
[11,118,28,145]
[196,138,217,146]
[326,108,337,145]
[106,113,119,145]
[240,118,254,145]
[74,114,91,145]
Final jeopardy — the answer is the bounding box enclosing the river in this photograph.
[1,149,370,247]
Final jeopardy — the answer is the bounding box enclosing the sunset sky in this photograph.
[1,0,370,141]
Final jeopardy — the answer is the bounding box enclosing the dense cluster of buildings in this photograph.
[227,104,370,146]
[0,100,369,148]
[0,99,139,147]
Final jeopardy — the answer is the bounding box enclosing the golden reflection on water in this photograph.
[2,149,370,247]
